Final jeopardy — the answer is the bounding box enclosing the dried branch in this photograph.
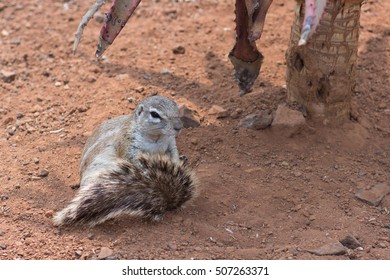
[73,0,106,54]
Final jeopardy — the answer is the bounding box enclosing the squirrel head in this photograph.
[134,96,183,139]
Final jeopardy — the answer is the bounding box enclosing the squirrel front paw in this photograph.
[179,155,188,166]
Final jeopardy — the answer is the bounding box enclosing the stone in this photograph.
[0,244,7,250]
[115,73,129,80]
[172,46,185,55]
[0,4,7,12]
[86,75,96,83]
[3,117,14,127]
[350,100,360,121]
[307,242,347,256]
[244,167,263,174]
[97,247,114,260]
[1,70,16,83]
[135,86,144,93]
[271,104,306,137]
[208,105,228,119]
[75,250,83,257]
[167,243,177,251]
[340,235,361,249]
[292,204,302,212]
[230,109,241,119]
[355,183,390,206]
[39,169,49,178]
[294,171,302,177]
[238,110,273,130]
[78,106,88,113]
[179,105,200,128]
[31,104,42,113]
[45,210,54,218]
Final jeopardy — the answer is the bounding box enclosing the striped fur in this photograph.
[53,153,197,227]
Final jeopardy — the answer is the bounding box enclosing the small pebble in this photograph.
[167,243,177,251]
[75,250,83,257]
[78,106,88,113]
[355,183,390,206]
[40,169,49,178]
[135,86,144,93]
[179,104,200,128]
[115,73,129,80]
[307,242,347,256]
[45,210,54,218]
[238,110,273,130]
[340,235,361,249]
[208,105,228,119]
[172,46,185,55]
[0,70,16,83]
[97,247,114,260]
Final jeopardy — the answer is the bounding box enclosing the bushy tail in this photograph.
[53,154,197,227]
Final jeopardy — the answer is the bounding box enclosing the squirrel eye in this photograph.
[150,111,161,119]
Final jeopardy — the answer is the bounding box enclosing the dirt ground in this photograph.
[0,0,389,260]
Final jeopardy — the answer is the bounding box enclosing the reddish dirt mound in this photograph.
[0,0,389,259]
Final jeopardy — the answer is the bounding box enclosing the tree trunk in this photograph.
[286,0,363,124]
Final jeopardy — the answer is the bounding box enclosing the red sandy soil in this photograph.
[0,0,389,259]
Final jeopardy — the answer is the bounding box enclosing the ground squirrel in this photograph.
[53,96,197,226]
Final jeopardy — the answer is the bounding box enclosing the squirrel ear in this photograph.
[136,104,144,116]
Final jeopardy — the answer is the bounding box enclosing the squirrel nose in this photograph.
[173,118,183,132]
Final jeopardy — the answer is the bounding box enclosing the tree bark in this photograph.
[286,0,363,124]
